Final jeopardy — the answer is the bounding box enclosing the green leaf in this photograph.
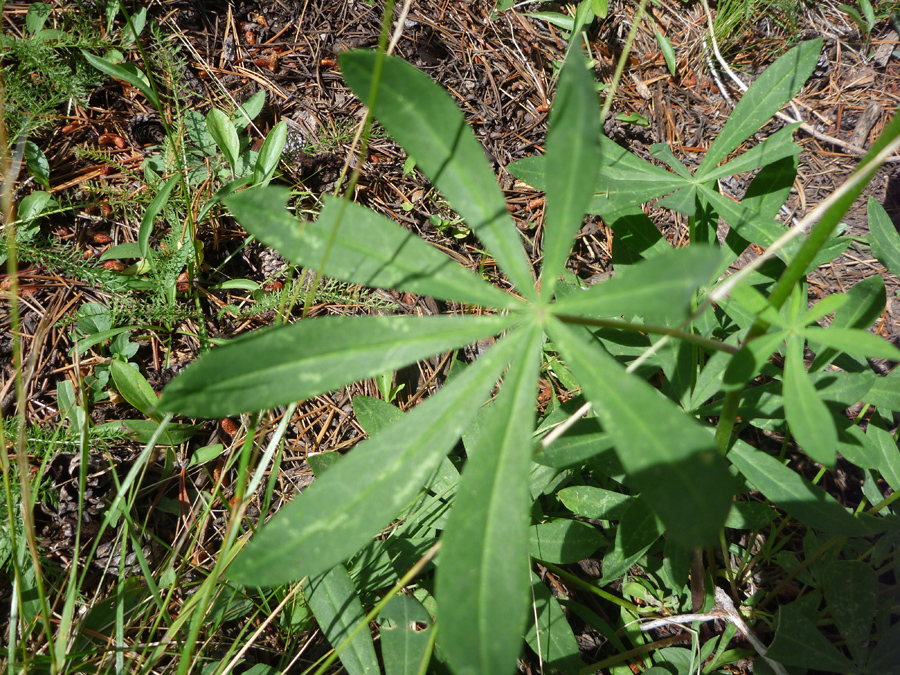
[699,184,798,257]
[352,395,403,436]
[525,12,574,31]
[303,565,379,675]
[697,123,801,183]
[541,53,602,300]
[26,3,51,33]
[253,121,287,186]
[206,108,240,170]
[866,369,900,411]
[226,188,518,309]
[110,360,160,420]
[766,601,855,672]
[17,191,56,222]
[548,319,734,546]
[724,501,778,529]
[600,497,663,584]
[81,51,161,110]
[534,419,614,468]
[524,571,583,673]
[697,40,822,176]
[99,243,143,261]
[728,440,864,535]
[159,314,518,417]
[379,595,434,675]
[822,560,876,651]
[810,274,885,371]
[551,245,721,320]
[437,326,541,675]
[867,622,900,675]
[802,326,900,361]
[529,519,604,563]
[24,141,50,189]
[867,196,900,277]
[340,51,535,298]
[140,174,180,259]
[557,485,632,520]
[94,419,200,445]
[225,329,525,586]
[783,334,838,465]
[867,413,900,491]
[652,24,676,76]
[233,90,266,128]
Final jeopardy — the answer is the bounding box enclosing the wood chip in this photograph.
[848,102,882,149]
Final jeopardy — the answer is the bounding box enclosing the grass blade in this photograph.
[158,314,518,417]
[437,325,542,675]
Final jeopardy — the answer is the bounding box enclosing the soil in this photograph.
[2,0,899,671]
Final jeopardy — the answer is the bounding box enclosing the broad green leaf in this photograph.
[798,293,849,326]
[548,319,734,546]
[599,497,664,584]
[722,332,787,392]
[728,440,864,535]
[655,186,697,216]
[766,601,855,672]
[810,274,885,371]
[225,329,525,586]
[867,622,900,675]
[697,40,822,176]
[352,395,403,436]
[140,174,180,259]
[379,595,434,675]
[529,519,604,563]
[253,120,286,186]
[653,24,676,76]
[866,369,900,411]
[99,242,143,261]
[867,413,900,491]
[206,108,240,170]
[303,565,379,675]
[697,123,801,183]
[606,208,672,267]
[802,326,900,361]
[524,571,583,673]
[24,141,50,189]
[741,155,799,220]
[868,197,900,276]
[783,334,837,465]
[649,143,692,178]
[724,501,778,529]
[233,90,266,129]
[551,245,720,320]
[159,314,518,417]
[341,52,535,298]
[226,189,518,309]
[699,184,798,258]
[541,54,602,300]
[558,485,632,520]
[534,418,614,468]
[437,326,542,675]
[81,51,161,110]
[110,360,160,420]
[822,560,876,652]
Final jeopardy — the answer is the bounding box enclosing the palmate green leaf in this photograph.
[547,318,734,546]
[340,51,535,299]
[303,565,379,675]
[599,497,664,584]
[868,196,900,276]
[558,485,632,520]
[696,39,822,176]
[159,314,517,417]
[822,560,877,652]
[437,325,542,675]
[698,184,799,257]
[783,334,838,466]
[552,245,721,321]
[728,440,864,535]
[225,328,526,587]
[226,188,518,309]
[867,413,900,491]
[541,54,601,300]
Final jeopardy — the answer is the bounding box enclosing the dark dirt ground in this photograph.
[3,0,900,671]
